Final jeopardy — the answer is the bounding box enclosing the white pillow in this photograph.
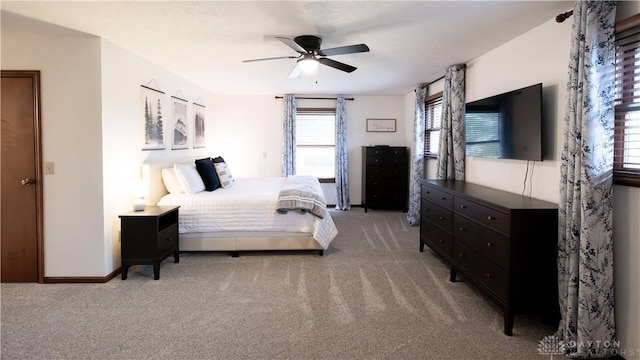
[161,168,184,194]
[174,163,205,194]
[213,161,234,188]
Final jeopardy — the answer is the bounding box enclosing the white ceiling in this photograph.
[1,1,573,96]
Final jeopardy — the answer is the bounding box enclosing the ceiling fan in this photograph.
[242,35,370,78]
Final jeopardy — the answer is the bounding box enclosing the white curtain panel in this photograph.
[282,94,296,177]
[556,1,617,358]
[436,64,466,181]
[335,96,350,210]
[407,85,427,225]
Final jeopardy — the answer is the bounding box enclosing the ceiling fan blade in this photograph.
[242,55,299,63]
[276,36,306,54]
[318,58,357,73]
[288,64,302,79]
[318,44,369,56]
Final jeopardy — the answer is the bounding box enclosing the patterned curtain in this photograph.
[407,85,427,225]
[436,64,466,180]
[335,96,350,210]
[282,94,296,176]
[556,2,617,358]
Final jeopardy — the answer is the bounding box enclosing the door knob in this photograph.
[21,178,35,185]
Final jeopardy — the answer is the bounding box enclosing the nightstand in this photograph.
[119,206,180,280]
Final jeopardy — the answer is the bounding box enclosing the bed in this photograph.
[143,160,338,255]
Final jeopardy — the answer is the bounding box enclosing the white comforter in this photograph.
[156,177,338,249]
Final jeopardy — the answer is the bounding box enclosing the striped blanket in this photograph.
[276,175,327,219]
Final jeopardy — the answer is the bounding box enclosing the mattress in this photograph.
[156,177,338,249]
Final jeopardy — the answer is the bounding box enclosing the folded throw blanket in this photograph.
[276,175,327,219]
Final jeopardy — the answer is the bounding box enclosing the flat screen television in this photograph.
[464,83,543,161]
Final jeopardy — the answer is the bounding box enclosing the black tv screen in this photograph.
[464,83,543,161]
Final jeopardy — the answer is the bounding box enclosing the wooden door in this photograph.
[1,70,43,282]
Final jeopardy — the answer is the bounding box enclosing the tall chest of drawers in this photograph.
[361,146,408,212]
[420,179,559,336]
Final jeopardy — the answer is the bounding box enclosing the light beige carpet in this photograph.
[1,209,555,359]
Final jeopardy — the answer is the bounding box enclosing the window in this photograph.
[424,92,443,157]
[296,108,335,181]
[614,15,640,187]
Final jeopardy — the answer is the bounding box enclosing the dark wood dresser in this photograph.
[361,146,408,212]
[420,179,559,335]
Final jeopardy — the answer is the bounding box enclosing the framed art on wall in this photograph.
[193,103,206,148]
[141,85,166,150]
[366,118,396,132]
[171,96,189,150]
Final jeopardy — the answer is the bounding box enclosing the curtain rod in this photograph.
[275,96,354,101]
[414,75,446,92]
[556,9,573,23]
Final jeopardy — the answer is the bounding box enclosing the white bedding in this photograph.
[156,177,338,249]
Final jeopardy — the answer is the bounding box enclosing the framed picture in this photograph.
[171,96,189,150]
[193,103,206,148]
[366,118,396,132]
[140,85,166,150]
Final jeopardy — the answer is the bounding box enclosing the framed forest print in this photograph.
[141,85,166,150]
[171,96,189,150]
[193,103,206,148]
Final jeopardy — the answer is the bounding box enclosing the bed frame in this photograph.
[142,160,324,255]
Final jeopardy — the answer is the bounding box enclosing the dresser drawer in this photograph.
[454,214,509,269]
[453,240,508,301]
[366,156,406,166]
[367,178,406,190]
[366,147,406,157]
[366,165,406,179]
[157,224,178,253]
[421,201,453,231]
[422,185,453,210]
[454,197,509,235]
[421,218,453,257]
[367,191,406,204]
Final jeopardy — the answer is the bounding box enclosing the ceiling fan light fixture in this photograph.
[298,56,319,73]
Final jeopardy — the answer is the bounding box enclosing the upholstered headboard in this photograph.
[142,158,193,205]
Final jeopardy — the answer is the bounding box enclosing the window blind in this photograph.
[614,21,640,186]
[424,94,443,156]
[296,109,336,179]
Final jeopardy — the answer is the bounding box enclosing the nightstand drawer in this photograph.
[157,224,178,253]
[455,197,509,235]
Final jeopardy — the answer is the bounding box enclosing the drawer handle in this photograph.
[459,253,465,258]
[426,191,431,194]
[439,216,445,220]
[460,205,467,209]
[440,197,446,200]
[487,215,496,220]
[487,242,492,247]
[486,273,492,278]
[459,227,465,232]
[438,238,444,243]
[166,237,172,241]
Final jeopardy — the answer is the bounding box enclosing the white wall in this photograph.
[424,10,639,358]
[100,39,216,273]
[2,14,106,276]
[208,94,408,205]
